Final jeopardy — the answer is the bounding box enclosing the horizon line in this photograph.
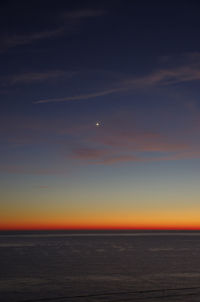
[2,227,200,232]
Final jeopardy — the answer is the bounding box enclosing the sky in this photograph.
[1,0,200,230]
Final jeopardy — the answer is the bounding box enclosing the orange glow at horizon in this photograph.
[2,220,200,231]
[2,195,200,231]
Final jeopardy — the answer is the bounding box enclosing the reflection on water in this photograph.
[1,231,200,301]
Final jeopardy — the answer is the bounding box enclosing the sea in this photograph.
[1,230,200,302]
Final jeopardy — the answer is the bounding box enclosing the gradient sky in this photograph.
[1,0,200,230]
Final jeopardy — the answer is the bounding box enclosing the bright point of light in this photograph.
[96,122,100,127]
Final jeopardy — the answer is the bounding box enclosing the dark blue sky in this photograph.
[1,0,200,229]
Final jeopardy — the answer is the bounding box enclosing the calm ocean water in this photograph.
[1,231,200,301]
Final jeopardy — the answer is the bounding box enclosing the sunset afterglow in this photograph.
[1,1,200,231]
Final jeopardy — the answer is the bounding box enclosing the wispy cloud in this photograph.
[71,147,110,160]
[5,55,200,100]
[65,105,200,164]
[34,53,200,104]
[130,52,200,87]
[0,27,65,53]
[1,70,76,86]
[95,131,188,153]
[1,103,200,169]
[0,8,106,52]
[70,129,190,164]
[71,147,142,164]
[133,66,200,87]
[34,88,121,104]
[70,146,200,165]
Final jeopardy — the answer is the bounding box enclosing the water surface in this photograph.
[1,231,200,301]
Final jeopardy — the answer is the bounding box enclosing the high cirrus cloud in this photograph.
[1,70,76,86]
[0,27,65,53]
[34,88,121,104]
[34,53,200,104]
[0,9,106,52]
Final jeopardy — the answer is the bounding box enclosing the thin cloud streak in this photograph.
[70,140,191,165]
[96,133,188,153]
[0,9,106,52]
[34,55,200,104]
[0,27,65,52]
[133,66,200,87]
[1,70,76,85]
[34,88,122,104]
[71,147,142,164]
[71,146,200,165]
